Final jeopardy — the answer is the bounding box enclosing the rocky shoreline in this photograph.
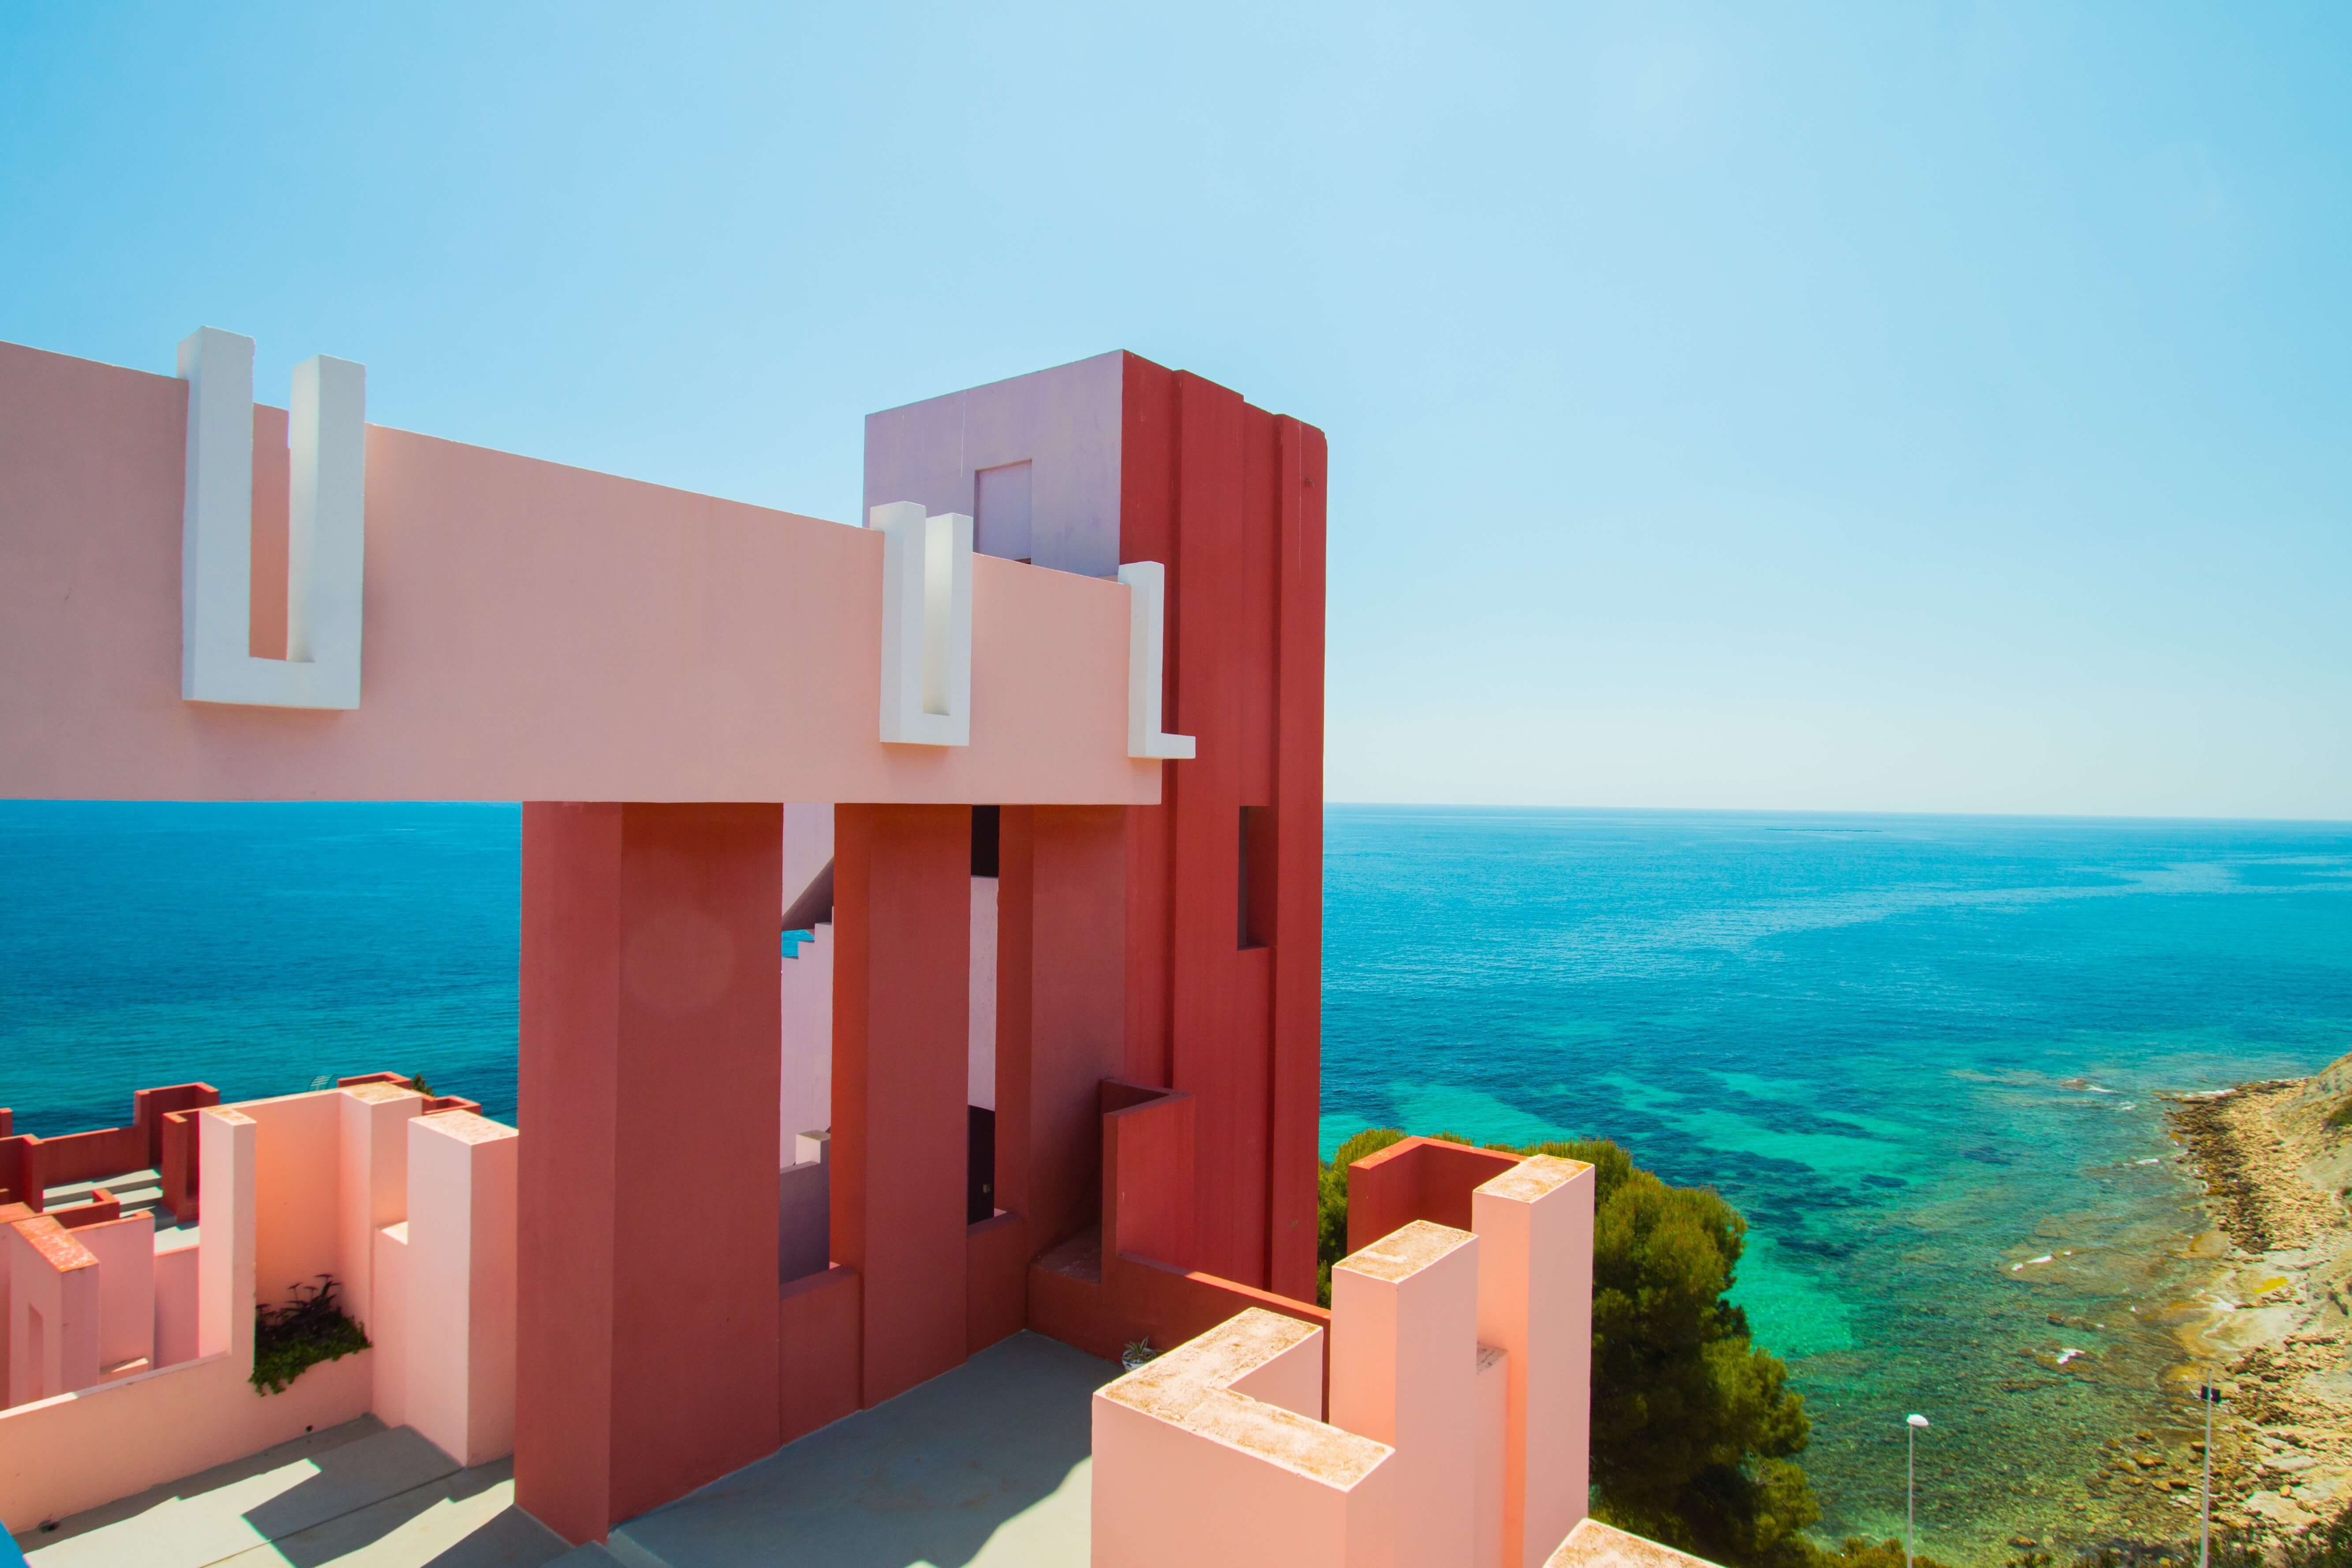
[2153,1051,2352,1540]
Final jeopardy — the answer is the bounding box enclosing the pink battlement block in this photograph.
[337,1082,426,1351]
[5,1214,102,1405]
[197,1107,258,1364]
[1473,1154,1595,1568]
[1332,1220,1481,1568]
[1094,1308,1395,1568]
[73,1212,155,1377]
[406,1109,519,1467]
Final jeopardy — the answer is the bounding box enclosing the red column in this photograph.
[1267,415,1328,1301]
[516,802,782,1545]
[830,804,971,1407]
[1116,355,1326,1298]
[995,806,1129,1258]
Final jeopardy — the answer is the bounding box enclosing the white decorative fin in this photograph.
[178,327,365,709]
[1118,561,1194,760]
[872,501,973,746]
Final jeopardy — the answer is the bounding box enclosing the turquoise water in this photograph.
[5,802,2350,1557]
[1321,807,2352,1557]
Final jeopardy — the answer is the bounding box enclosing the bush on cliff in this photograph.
[1316,1130,1821,1568]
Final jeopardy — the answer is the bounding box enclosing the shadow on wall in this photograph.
[613,1332,1107,1568]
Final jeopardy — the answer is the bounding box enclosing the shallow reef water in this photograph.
[4,802,2350,1563]
[1322,807,2352,1564]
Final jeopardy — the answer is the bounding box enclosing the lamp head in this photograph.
[1907,1414,1930,1429]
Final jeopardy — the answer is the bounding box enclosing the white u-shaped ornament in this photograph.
[179,327,366,709]
[1118,561,1194,760]
[872,501,973,746]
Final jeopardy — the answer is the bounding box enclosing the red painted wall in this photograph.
[994,805,1130,1258]
[516,802,782,1544]
[778,1264,860,1445]
[1117,356,1327,1299]
[830,804,971,1408]
[1345,1137,1523,1254]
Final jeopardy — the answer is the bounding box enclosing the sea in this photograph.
[5,801,2350,1560]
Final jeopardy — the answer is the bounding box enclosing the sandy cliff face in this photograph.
[2164,1050,2352,1536]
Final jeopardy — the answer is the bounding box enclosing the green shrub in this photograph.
[251,1275,370,1396]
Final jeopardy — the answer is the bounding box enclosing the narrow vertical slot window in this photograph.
[971,806,1000,879]
[1239,806,1276,949]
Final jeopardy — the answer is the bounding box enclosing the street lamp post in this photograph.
[1907,1413,1931,1568]
[2199,1370,2219,1568]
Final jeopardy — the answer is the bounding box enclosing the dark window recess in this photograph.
[971,806,1000,879]
[1238,806,1276,949]
[967,1105,996,1224]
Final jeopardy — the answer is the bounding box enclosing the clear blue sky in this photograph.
[6,4,2346,818]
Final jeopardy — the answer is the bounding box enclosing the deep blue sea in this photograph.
[5,801,2349,1558]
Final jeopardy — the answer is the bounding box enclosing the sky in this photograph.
[4,4,2347,819]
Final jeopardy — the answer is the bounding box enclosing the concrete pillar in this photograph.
[197,1107,257,1365]
[516,802,782,1544]
[1093,1308,1392,1568]
[336,1082,424,1394]
[4,1216,101,1404]
[830,803,969,1408]
[407,1110,519,1467]
[1472,1156,1595,1568]
[1331,1220,1480,1568]
[995,805,1128,1256]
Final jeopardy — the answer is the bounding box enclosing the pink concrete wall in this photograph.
[239,1092,343,1315]
[0,1100,375,1531]
[6,1218,101,1405]
[1091,1152,1600,1568]
[337,1082,425,1351]
[0,339,1160,807]
[371,1223,410,1429]
[1331,1221,1480,1568]
[1092,1308,1395,1568]
[74,1213,155,1375]
[404,1111,518,1467]
[1473,1157,1595,1568]
[1478,1345,1509,1568]
[154,1232,200,1371]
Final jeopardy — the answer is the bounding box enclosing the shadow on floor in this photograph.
[18,1416,571,1568]
[613,1332,1114,1568]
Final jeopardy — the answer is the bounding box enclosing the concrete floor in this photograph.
[13,1417,594,1568]
[607,1331,1112,1568]
[13,1332,1111,1568]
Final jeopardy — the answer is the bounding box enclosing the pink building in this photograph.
[0,329,1723,1568]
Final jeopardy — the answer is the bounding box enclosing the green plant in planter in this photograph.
[251,1275,370,1396]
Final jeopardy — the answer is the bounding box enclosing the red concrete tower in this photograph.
[866,352,1328,1299]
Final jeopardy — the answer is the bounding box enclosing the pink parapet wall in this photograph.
[1093,1309,1395,1568]
[0,1084,523,1531]
[1090,1153,1596,1568]
[0,338,1161,806]
[403,1111,518,1468]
